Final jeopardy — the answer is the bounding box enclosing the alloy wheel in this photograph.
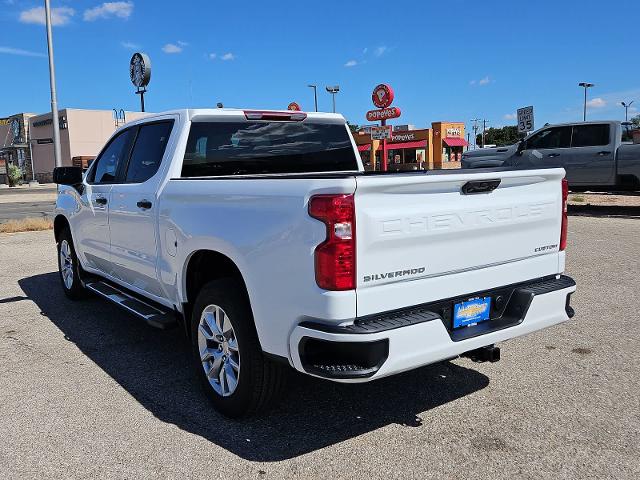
[197,304,241,397]
[59,240,74,290]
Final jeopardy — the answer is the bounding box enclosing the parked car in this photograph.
[462,121,640,191]
[53,109,576,417]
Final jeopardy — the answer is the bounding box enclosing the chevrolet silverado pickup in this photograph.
[53,109,576,417]
[462,121,640,192]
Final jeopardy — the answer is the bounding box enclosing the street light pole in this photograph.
[578,82,594,122]
[307,84,318,112]
[325,86,340,113]
[621,101,634,122]
[44,0,62,169]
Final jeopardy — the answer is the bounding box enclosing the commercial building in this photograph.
[354,121,468,171]
[355,128,433,171]
[28,109,148,183]
[431,122,468,168]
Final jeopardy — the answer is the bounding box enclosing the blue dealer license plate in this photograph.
[453,297,492,329]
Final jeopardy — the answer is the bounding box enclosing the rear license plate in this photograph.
[453,297,491,329]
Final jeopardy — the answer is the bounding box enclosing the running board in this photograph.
[84,280,177,329]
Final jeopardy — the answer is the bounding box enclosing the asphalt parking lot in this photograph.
[1,215,639,479]
[0,185,56,223]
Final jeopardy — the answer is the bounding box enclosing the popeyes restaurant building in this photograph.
[354,121,467,171]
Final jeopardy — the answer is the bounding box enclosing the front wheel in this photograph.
[191,279,287,418]
[57,228,87,300]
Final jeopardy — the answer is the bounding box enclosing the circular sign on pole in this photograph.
[372,83,394,108]
[287,102,301,111]
[130,52,151,88]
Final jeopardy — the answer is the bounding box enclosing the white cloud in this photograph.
[479,76,490,85]
[221,52,235,61]
[344,60,357,67]
[84,2,133,21]
[0,46,46,58]
[469,80,476,86]
[162,43,182,54]
[177,41,189,46]
[586,97,606,108]
[208,53,217,60]
[374,46,388,57]
[19,6,75,26]
[362,47,368,54]
[121,41,140,50]
[503,113,517,120]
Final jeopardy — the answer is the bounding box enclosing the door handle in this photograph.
[137,200,153,210]
[95,197,107,205]
[547,153,560,158]
[597,151,611,156]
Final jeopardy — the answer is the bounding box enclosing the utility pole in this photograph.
[481,119,489,148]
[578,82,594,121]
[621,101,634,122]
[44,0,62,168]
[471,118,481,149]
[308,85,318,112]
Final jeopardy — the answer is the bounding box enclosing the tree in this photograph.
[476,126,520,147]
[346,121,360,134]
[631,115,640,128]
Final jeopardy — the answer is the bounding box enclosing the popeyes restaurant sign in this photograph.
[366,84,401,124]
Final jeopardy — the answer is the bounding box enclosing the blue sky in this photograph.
[1,0,639,133]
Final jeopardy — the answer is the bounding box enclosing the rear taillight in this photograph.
[560,178,568,251]
[308,194,356,291]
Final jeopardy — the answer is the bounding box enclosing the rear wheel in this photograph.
[57,228,87,300]
[191,279,287,418]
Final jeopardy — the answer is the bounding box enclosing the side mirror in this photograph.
[53,166,83,186]
[516,139,526,154]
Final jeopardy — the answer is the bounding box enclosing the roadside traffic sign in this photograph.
[517,106,534,133]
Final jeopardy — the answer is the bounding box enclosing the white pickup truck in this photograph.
[53,109,576,417]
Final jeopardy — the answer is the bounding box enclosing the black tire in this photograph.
[57,227,87,300]
[190,279,287,418]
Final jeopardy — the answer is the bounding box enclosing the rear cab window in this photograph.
[571,124,610,147]
[181,120,359,177]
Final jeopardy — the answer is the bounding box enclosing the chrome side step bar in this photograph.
[84,280,177,329]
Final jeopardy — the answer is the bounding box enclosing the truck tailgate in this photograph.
[354,168,565,316]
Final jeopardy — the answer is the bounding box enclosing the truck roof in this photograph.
[128,108,347,125]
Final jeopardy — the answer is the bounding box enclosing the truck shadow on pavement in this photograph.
[20,272,490,462]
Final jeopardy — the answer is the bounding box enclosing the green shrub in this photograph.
[7,164,23,187]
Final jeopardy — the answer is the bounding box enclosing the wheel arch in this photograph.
[182,249,255,340]
[53,214,71,243]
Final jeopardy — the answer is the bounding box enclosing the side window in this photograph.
[621,123,634,143]
[125,121,174,183]
[571,124,609,147]
[89,129,135,184]
[526,127,572,150]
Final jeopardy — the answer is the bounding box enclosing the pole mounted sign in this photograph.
[517,106,534,133]
[130,52,151,112]
[366,106,401,122]
[372,84,394,108]
[370,125,392,140]
[367,83,400,172]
